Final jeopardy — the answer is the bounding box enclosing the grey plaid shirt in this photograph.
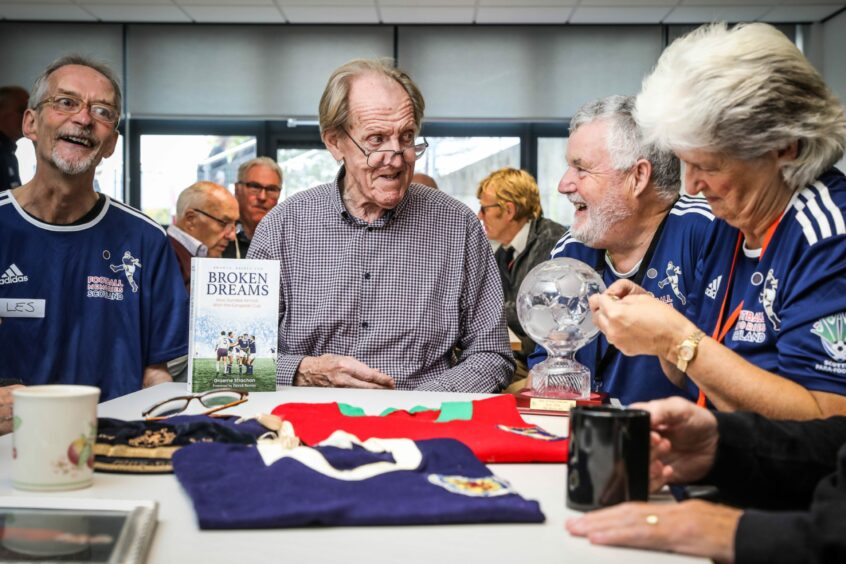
[247,168,514,392]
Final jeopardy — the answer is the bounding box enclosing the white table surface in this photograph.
[0,384,703,564]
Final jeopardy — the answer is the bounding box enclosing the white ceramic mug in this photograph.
[11,385,100,491]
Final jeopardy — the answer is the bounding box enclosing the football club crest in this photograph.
[657,261,686,305]
[811,313,846,362]
[428,474,513,497]
[758,269,781,331]
[497,425,565,442]
[110,251,142,293]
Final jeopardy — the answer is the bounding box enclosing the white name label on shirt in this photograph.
[0,299,46,318]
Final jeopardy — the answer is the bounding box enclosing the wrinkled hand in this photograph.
[589,285,695,359]
[632,396,719,491]
[0,385,23,436]
[295,355,395,389]
[566,499,741,563]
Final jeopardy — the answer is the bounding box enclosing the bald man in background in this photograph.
[167,181,239,291]
[0,86,29,192]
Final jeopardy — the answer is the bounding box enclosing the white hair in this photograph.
[635,22,846,191]
[175,181,225,219]
[570,95,680,201]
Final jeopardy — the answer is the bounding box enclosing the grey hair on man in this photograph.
[237,156,282,184]
[570,95,680,201]
[635,22,846,192]
[29,55,123,128]
[318,58,425,136]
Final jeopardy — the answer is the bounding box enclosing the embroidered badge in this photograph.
[758,269,781,331]
[427,474,513,497]
[812,313,846,363]
[496,424,565,442]
[110,251,142,293]
[657,261,686,305]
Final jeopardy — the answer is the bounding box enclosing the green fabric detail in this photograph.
[379,405,435,416]
[338,403,367,416]
[434,401,473,422]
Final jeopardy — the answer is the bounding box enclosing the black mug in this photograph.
[566,406,650,511]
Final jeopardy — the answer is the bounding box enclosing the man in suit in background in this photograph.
[476,167,565,370]
[223,157,282,258]
[167,181,239,291]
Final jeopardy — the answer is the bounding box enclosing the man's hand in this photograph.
[632,396,719,491]
[143,363,173,388]
[295,355,396,389]
[0,384,23,436]
[566,499,741,563]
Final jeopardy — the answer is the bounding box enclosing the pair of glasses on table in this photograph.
[142,389,248,420]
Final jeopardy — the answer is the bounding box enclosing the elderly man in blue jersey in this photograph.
[0,56,188,432]
[590,23,846,420]
[528,95,713,405]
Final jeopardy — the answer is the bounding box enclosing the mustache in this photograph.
[568,195,586,206]
[56,126,98,146]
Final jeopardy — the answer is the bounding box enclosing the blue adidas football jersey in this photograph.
[173,436,544,528]
[0,192,188,400]
[528,195,713,405]
[687,169,846,396]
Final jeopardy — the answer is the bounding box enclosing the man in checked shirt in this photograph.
[248,59,514,392]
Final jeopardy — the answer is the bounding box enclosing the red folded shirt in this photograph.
[272,395,567,463]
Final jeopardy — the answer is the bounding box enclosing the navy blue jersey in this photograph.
[529,196,713,404]
[0,192,188,399]
[173,435,544,528]
[249,338,256,354]
[687,169,846,396]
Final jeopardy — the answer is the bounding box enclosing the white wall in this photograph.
[822,10,846,171]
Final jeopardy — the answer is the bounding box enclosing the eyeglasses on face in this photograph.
[191,208,237,231]
[37,94,120,127]
[237,181,282,197]
[478,203,502,215]
[142,389,248,420]
[342,128,428,168]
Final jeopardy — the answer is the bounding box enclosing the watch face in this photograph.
[679,346,695,362]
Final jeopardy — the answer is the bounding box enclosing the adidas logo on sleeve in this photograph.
[705,275,722,300]
[0,264,28,285]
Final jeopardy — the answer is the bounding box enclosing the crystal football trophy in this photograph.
[515,258,606,410]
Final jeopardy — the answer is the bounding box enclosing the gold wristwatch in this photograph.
[675,330,705,373]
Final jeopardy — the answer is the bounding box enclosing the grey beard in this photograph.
[51,146,98,175]
[570,200,633,248]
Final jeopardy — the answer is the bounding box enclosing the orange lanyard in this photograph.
[695,215,783,407]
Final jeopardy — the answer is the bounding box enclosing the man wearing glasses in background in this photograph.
[223,157,283,259]
[167,181,239,291]
[0,56,188,433]
[248,58,513,392]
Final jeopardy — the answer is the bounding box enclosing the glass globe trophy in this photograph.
[516,258,606,404]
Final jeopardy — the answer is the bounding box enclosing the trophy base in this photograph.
[514,388,607,417]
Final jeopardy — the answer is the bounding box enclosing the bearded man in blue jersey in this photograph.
[0,56,188,433]
[528,95,713,405]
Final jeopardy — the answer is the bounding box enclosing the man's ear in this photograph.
[100,130,119,160]
[630,158,653,197]
[22,109,39,143]
[322,128,345,162]
[503,201,518,221]
[777,140,800,164]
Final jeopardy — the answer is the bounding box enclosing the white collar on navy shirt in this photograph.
[167,224,208,257]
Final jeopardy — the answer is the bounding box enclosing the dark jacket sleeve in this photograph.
[734,442,846,564]
[705,412,846,510]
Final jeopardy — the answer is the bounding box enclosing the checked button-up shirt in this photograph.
[247,168,514,392]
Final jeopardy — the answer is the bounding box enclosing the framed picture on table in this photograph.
[0,497,157,563]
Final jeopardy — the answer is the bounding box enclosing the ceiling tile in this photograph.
[380,0,474,6]
[477,0,575,5]
[81,4,192,21]
[76,0,173,4]
[760,4,845,22]
[664,5,771,23]
[283,4,378,23]
[680,0,776,4]
[570,5,673,23]
[0,3,95,19]
[275,0,374,4]
[177,0,276,5]
[578,0,675,5]
[182,5,285,22]
[475,6,572,24]
[380,6,474,23]
[0,0,74,4]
